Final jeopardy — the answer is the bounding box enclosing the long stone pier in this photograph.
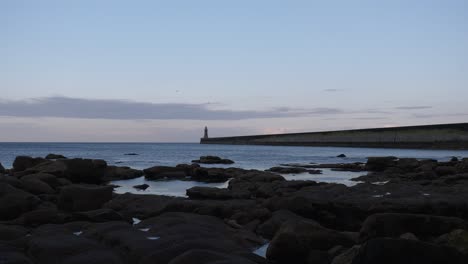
[200,123,468,149]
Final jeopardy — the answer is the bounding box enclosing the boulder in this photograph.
[0,162,5,173]
[0,174,23,188]
[352,238,468,264]
[0,183,40,220]
[0,246,33,264]
[266,167,308,174]
[331,245,360,264]
[435,166,457,176]
[103,166,144,181]
[167,249,258,264]
[0,224,29,241]
[133,184,149,190]
[191,156,235,164]
[186,186,250,200]
[20,178,55,195]
[143,166,188,180]
[73,208,124,222]
[365,156,397,171]
[337,154,347,158]
[359,213,468,242]
[257,210,308,239]
[45,153,67,159]
[266,219,355,263]
[61,159,108,184]
[435,229,468,255]
[13,156,47,172]
[21,173,61,189]
[20,208,63,226]
[58,184,113,212]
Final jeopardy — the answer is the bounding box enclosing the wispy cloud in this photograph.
[395,106,432,110]
[0,97,343,120]
[323,89,342,92]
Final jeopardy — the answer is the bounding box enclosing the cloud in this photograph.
[394,106,432,110]
[323,89,342,92]
[0,96,343,120]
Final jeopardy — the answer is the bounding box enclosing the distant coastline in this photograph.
[201,123,468,150]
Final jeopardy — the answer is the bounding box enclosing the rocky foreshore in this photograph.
[1,154,468,263]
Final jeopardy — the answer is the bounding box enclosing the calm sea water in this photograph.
[1,143,467,196]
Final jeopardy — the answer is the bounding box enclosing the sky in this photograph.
[1,0,467,142]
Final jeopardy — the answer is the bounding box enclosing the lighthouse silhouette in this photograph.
[203,126,208,139]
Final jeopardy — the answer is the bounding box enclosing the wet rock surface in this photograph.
[191,155,235,164]
[1,155,468,263]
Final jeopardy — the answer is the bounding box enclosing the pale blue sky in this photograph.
[1,0,467,141]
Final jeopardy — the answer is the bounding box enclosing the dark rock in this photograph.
[133,183,149,190]
[365,156,398,171]
[58,184,113,212]
[257,209,309,239]
[309,169,323,174]
[0,246,33,264]
[0,162,5,173]
[61,158,108,184]
[435,229,468,255]
[28,231,123,264]
[104,193,182,218]
[435,166,457,176]
[167,249,258,264]
[306,163,366,172]
[20,178,55,195]
[331,245,360,264]
[143,166,188,180]
[190,167,231,182]
[45,153,67,159]
[73,208,124,222]
[396,158,420,171]
[13,156,47,172]
[186,186,250,200]
[306,250,331,264]
[192,155,235,164]
[0,224,28,241]
[20,173,61,189]
[359,213,468,242]
[0,174,23,188]
[0,183,40,220]
[124,153,138,155]
[103,166,144,181]
[451,156,459,162]
[266,219,355,263]
[337,154,347,158]
[20,207,63,226]
[266,166,308,174]
[352,238,468,264]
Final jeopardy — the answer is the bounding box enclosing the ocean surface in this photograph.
[2,143,468,196]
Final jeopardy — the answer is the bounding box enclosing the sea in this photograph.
[2,142,468,197]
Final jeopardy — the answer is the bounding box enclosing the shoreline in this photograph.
[1,154,468,263]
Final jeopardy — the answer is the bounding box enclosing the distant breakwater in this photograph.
[200,123,468,150]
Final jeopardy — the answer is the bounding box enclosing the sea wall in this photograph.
[200,123,468,149]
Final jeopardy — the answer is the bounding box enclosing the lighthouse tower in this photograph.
[203,126,209,139]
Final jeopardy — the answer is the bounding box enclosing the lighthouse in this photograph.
[203,126,209,139]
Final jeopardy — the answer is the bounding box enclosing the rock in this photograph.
[192,155,235,164]
[61,158,108,184]
[133,184,149,190]
[124,153,138,155]
[0,246,33,264]
[20,173,61,189]
[28,230,123,264]
[58,184,113,212]
[266,166,308,174]
[190,167,232,183]
[13,156,47,172]
[337,154,347,158]
[20,178,55,195]
[0,162,5,173]
[0,183,40,220]
[257,210,308,239]
[435,166,457,176]
[0,224,29,241]
[306,250,331,264]
[359,213,467,242]
[103,166,144,181]
[20,207,63,226]
[143,166,188,180]
[396,158,420,171]
[45,153,67,159]
[73,208,124,222]
[365,156,398,171]
[331,245,360,264]
[308,169,323,174]
[186,186,250,200]
[167,249,258,264]
[400,232,419,241]
[352,238,468,264]
[0,174,23,188]
[266,219,355,263]
[435,229,468,255]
